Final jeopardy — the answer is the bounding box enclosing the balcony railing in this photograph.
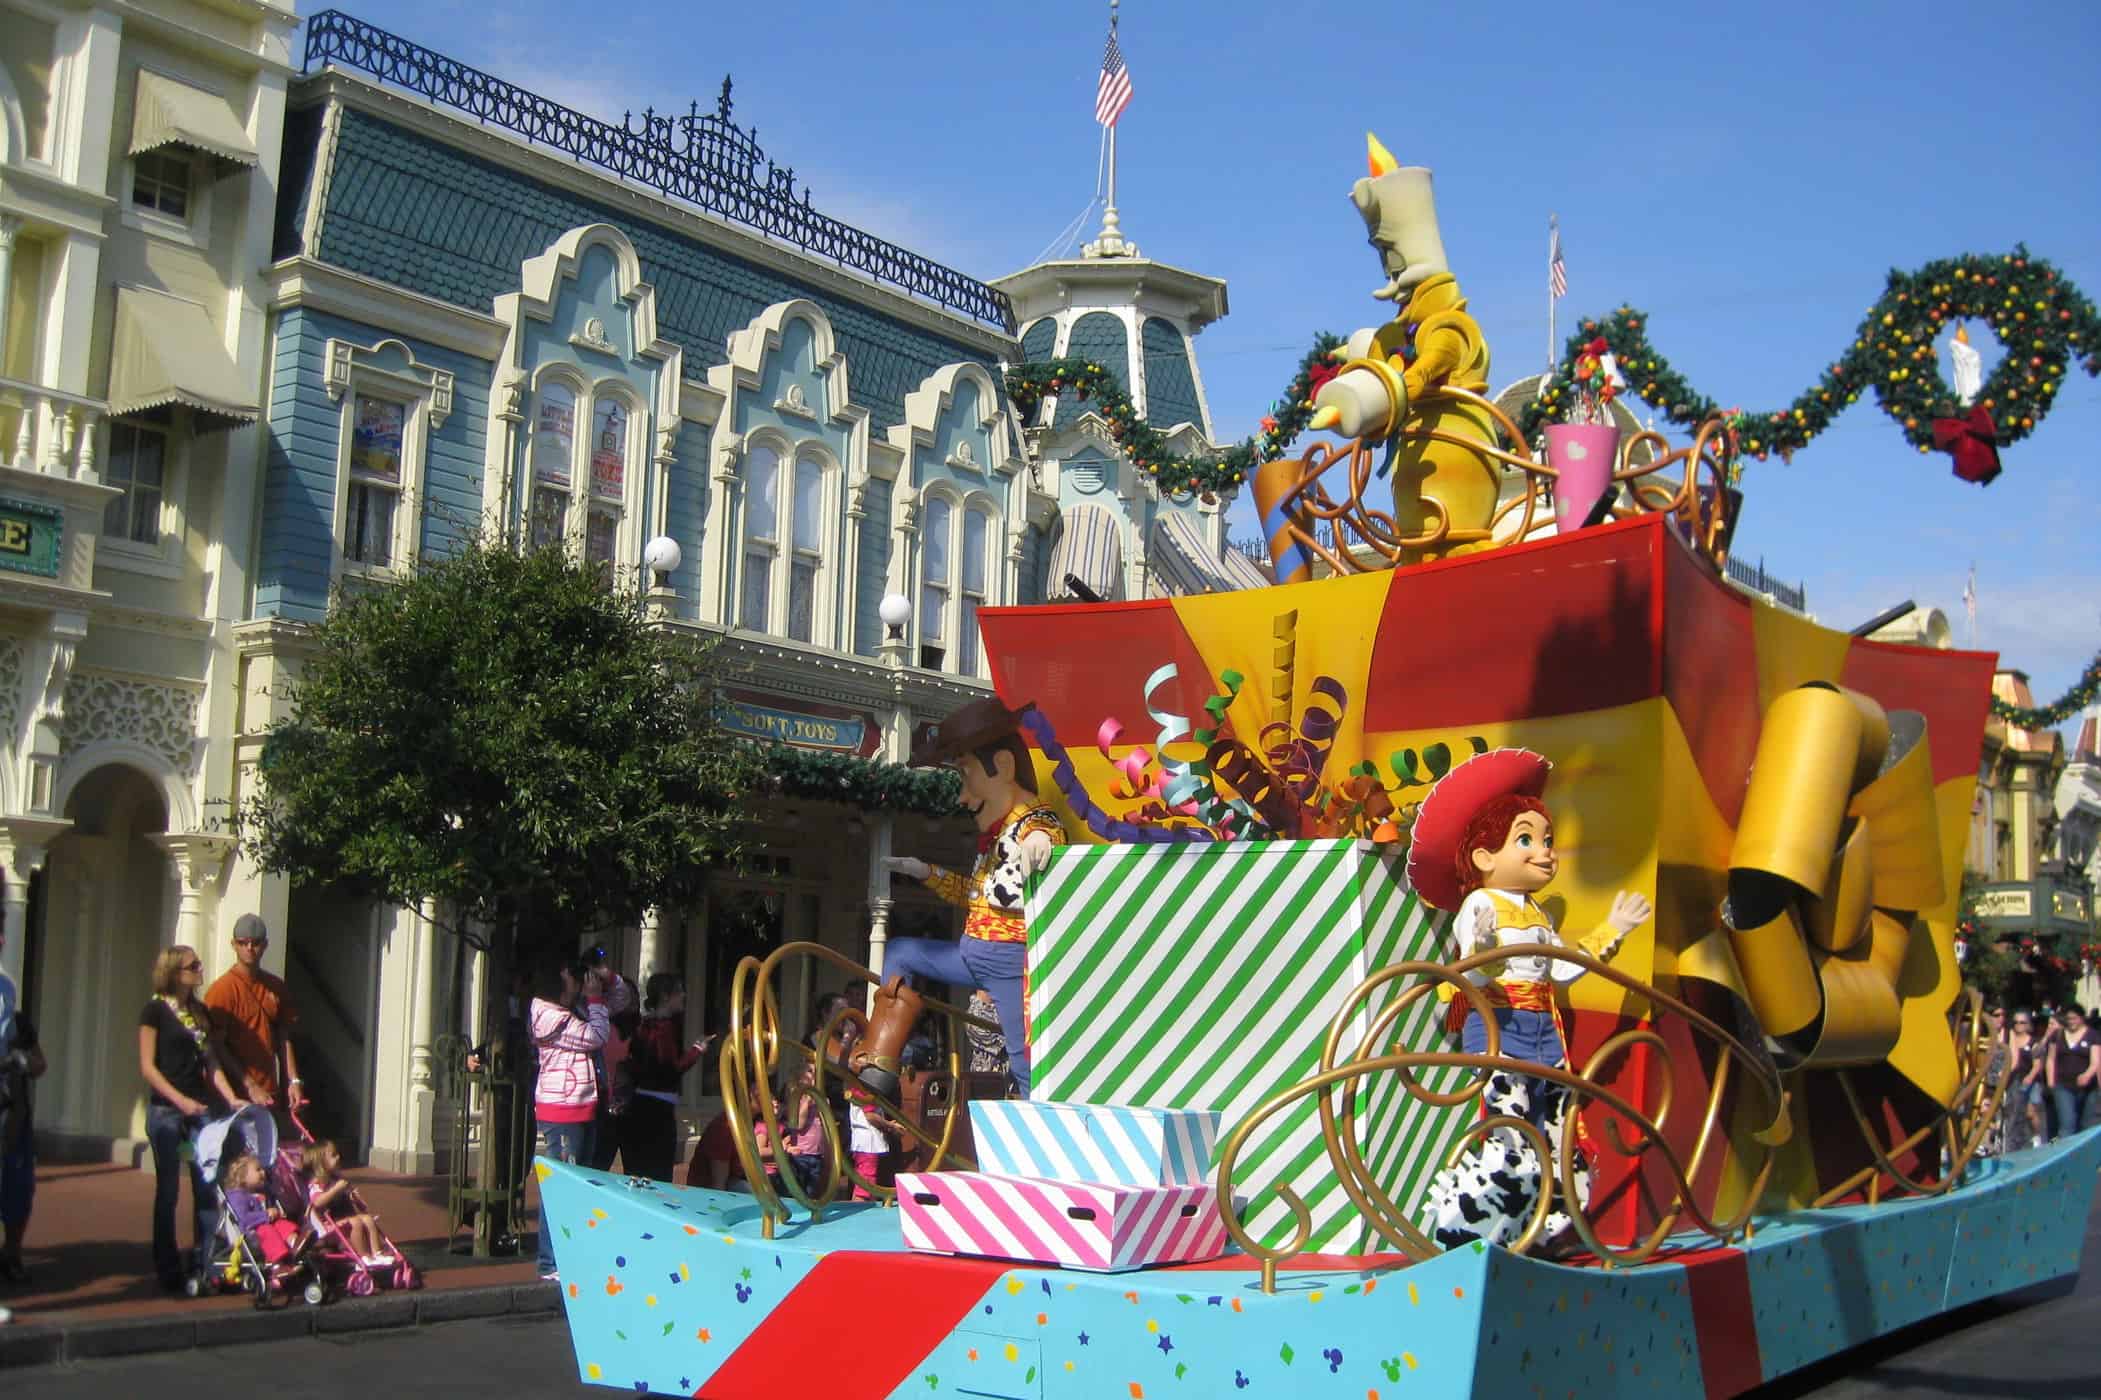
[299,10,1016,334]
[1724,554,1807,613]
[0,375,106,481]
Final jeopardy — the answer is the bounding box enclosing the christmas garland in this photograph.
[1006,334,1343,499]
[751,742,962,818]
[1518,248,2101,477]
[1989,647,2101,731]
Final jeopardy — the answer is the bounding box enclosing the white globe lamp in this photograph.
[642,535,682,577]
[878,592,912,640]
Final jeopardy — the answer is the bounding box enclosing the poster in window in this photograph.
[351,396,405,481]
[532,387,575,487]
[591,400,627,499]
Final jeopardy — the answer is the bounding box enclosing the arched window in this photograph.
[739,443,780,631]
[918,494,951,670]
[736,443,834,642]
[528,379,577,551]
[787,452,825,643]
[585,395,629,577]
[918,495,997,676]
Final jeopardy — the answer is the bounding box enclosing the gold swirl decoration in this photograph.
[1211,945,2011,1291]
[1248,386,1735,582]
[1211,946,1787,1291]
[720,941,998,1237]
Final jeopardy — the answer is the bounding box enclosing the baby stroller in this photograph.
[285,1104,421,1298]
[189,1105,322,1307]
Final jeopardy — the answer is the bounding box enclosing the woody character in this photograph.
[852,698,1065,1101]
[1407,749,1650,1252]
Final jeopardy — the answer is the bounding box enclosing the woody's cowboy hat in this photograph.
[1405,748,1551,912]
[908,696,1037,768]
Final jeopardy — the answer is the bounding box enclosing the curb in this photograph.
[0,1281,561,1371]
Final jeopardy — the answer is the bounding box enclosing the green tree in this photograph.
[235,541,757,1244]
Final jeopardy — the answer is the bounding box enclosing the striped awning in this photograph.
[130,71,260,168]
[107,286,259,428]
[1047,504,1124,601]
[1147,512,1251,596]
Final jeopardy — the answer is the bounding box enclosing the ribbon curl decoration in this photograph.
[1704,682,1947,1076]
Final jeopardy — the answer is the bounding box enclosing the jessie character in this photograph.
[852,697,1065,1100]
[1408,748,1651,1252]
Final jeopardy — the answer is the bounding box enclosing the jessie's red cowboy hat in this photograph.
[1405,748,1552,912]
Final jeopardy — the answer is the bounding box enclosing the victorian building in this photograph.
[1969,671,2089,955]
[0,2,1289,1169]
[2,0,296,1158]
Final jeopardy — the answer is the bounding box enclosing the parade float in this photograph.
[537,140,2101,1399]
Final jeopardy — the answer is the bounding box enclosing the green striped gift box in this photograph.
[1025,839,1471,1254]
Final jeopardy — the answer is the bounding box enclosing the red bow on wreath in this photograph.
[1932,406,2001,486]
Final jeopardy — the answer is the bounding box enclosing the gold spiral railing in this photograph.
[718,940,1002,1237]
[1264,387,1737,576]
[1213,946,2006,1292]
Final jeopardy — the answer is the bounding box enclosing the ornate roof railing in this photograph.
[300,10,1017,334]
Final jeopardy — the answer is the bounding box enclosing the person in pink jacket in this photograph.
[530,955,607,1280]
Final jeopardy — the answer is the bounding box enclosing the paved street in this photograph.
[15,1185,2100,1399]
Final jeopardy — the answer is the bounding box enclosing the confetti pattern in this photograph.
[542,1120,2101,1398]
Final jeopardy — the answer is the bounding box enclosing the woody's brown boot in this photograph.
[850,976,924,1100]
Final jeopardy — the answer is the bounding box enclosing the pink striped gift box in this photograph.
[895,1171,1228,1273]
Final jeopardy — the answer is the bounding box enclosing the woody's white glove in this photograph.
[883,855,930,881]
[1017,830,1056,874]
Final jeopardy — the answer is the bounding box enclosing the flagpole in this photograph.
[1087,0,1131,257]
[1546,213,1557,379]
[1105,0,1120,237]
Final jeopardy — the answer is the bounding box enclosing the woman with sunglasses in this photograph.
[2009,1010,2046,1150]
[137,945,249,1292]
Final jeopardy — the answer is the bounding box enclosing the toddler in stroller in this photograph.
[295,1130,419,1296]
[190,1105,317,1305]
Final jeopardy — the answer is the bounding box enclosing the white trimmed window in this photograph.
[343,393,406,567]
[787,454,824,643]
[918,495,999,676]
[918,494,951,670]
[737,445,833,643]
[325,340,451,580]
[102,422,168,545]
[528,380,577,553]
[585,396,629,582]
[130,150,191,217]
[738,443,778,631]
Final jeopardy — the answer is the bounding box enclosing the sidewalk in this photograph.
[0,1159,560,1368]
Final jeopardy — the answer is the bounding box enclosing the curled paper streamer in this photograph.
[1022,708,1212,845]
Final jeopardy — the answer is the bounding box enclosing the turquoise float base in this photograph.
[541,1128,2100,1399]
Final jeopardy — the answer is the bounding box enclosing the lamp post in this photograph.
[869,592,913,988]
[641,535,682,618]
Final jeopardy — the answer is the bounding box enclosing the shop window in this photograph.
[585,397,627,583]
[787,455,824,643]
[917,494,999,676]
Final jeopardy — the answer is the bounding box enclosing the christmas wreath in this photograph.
[1006,333,1343,499]
[1519,247,2101,485]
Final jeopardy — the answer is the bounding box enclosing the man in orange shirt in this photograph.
[203,915,305,1118]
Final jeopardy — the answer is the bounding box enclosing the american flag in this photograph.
[1096,31,1134,127]
[1549,217,1568,299]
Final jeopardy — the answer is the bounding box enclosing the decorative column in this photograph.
[636,906,664,977]
[0,816,70,992]
[866,814,894,991]
[150,832,237,950]
[0,215,17,378]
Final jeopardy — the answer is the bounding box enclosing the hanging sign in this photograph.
[0,497,64,578]
[719,691,876,755]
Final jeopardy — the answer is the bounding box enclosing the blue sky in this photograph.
[319,0,2100,734]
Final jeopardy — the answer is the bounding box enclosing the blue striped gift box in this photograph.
[967,1099,1220,1188]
